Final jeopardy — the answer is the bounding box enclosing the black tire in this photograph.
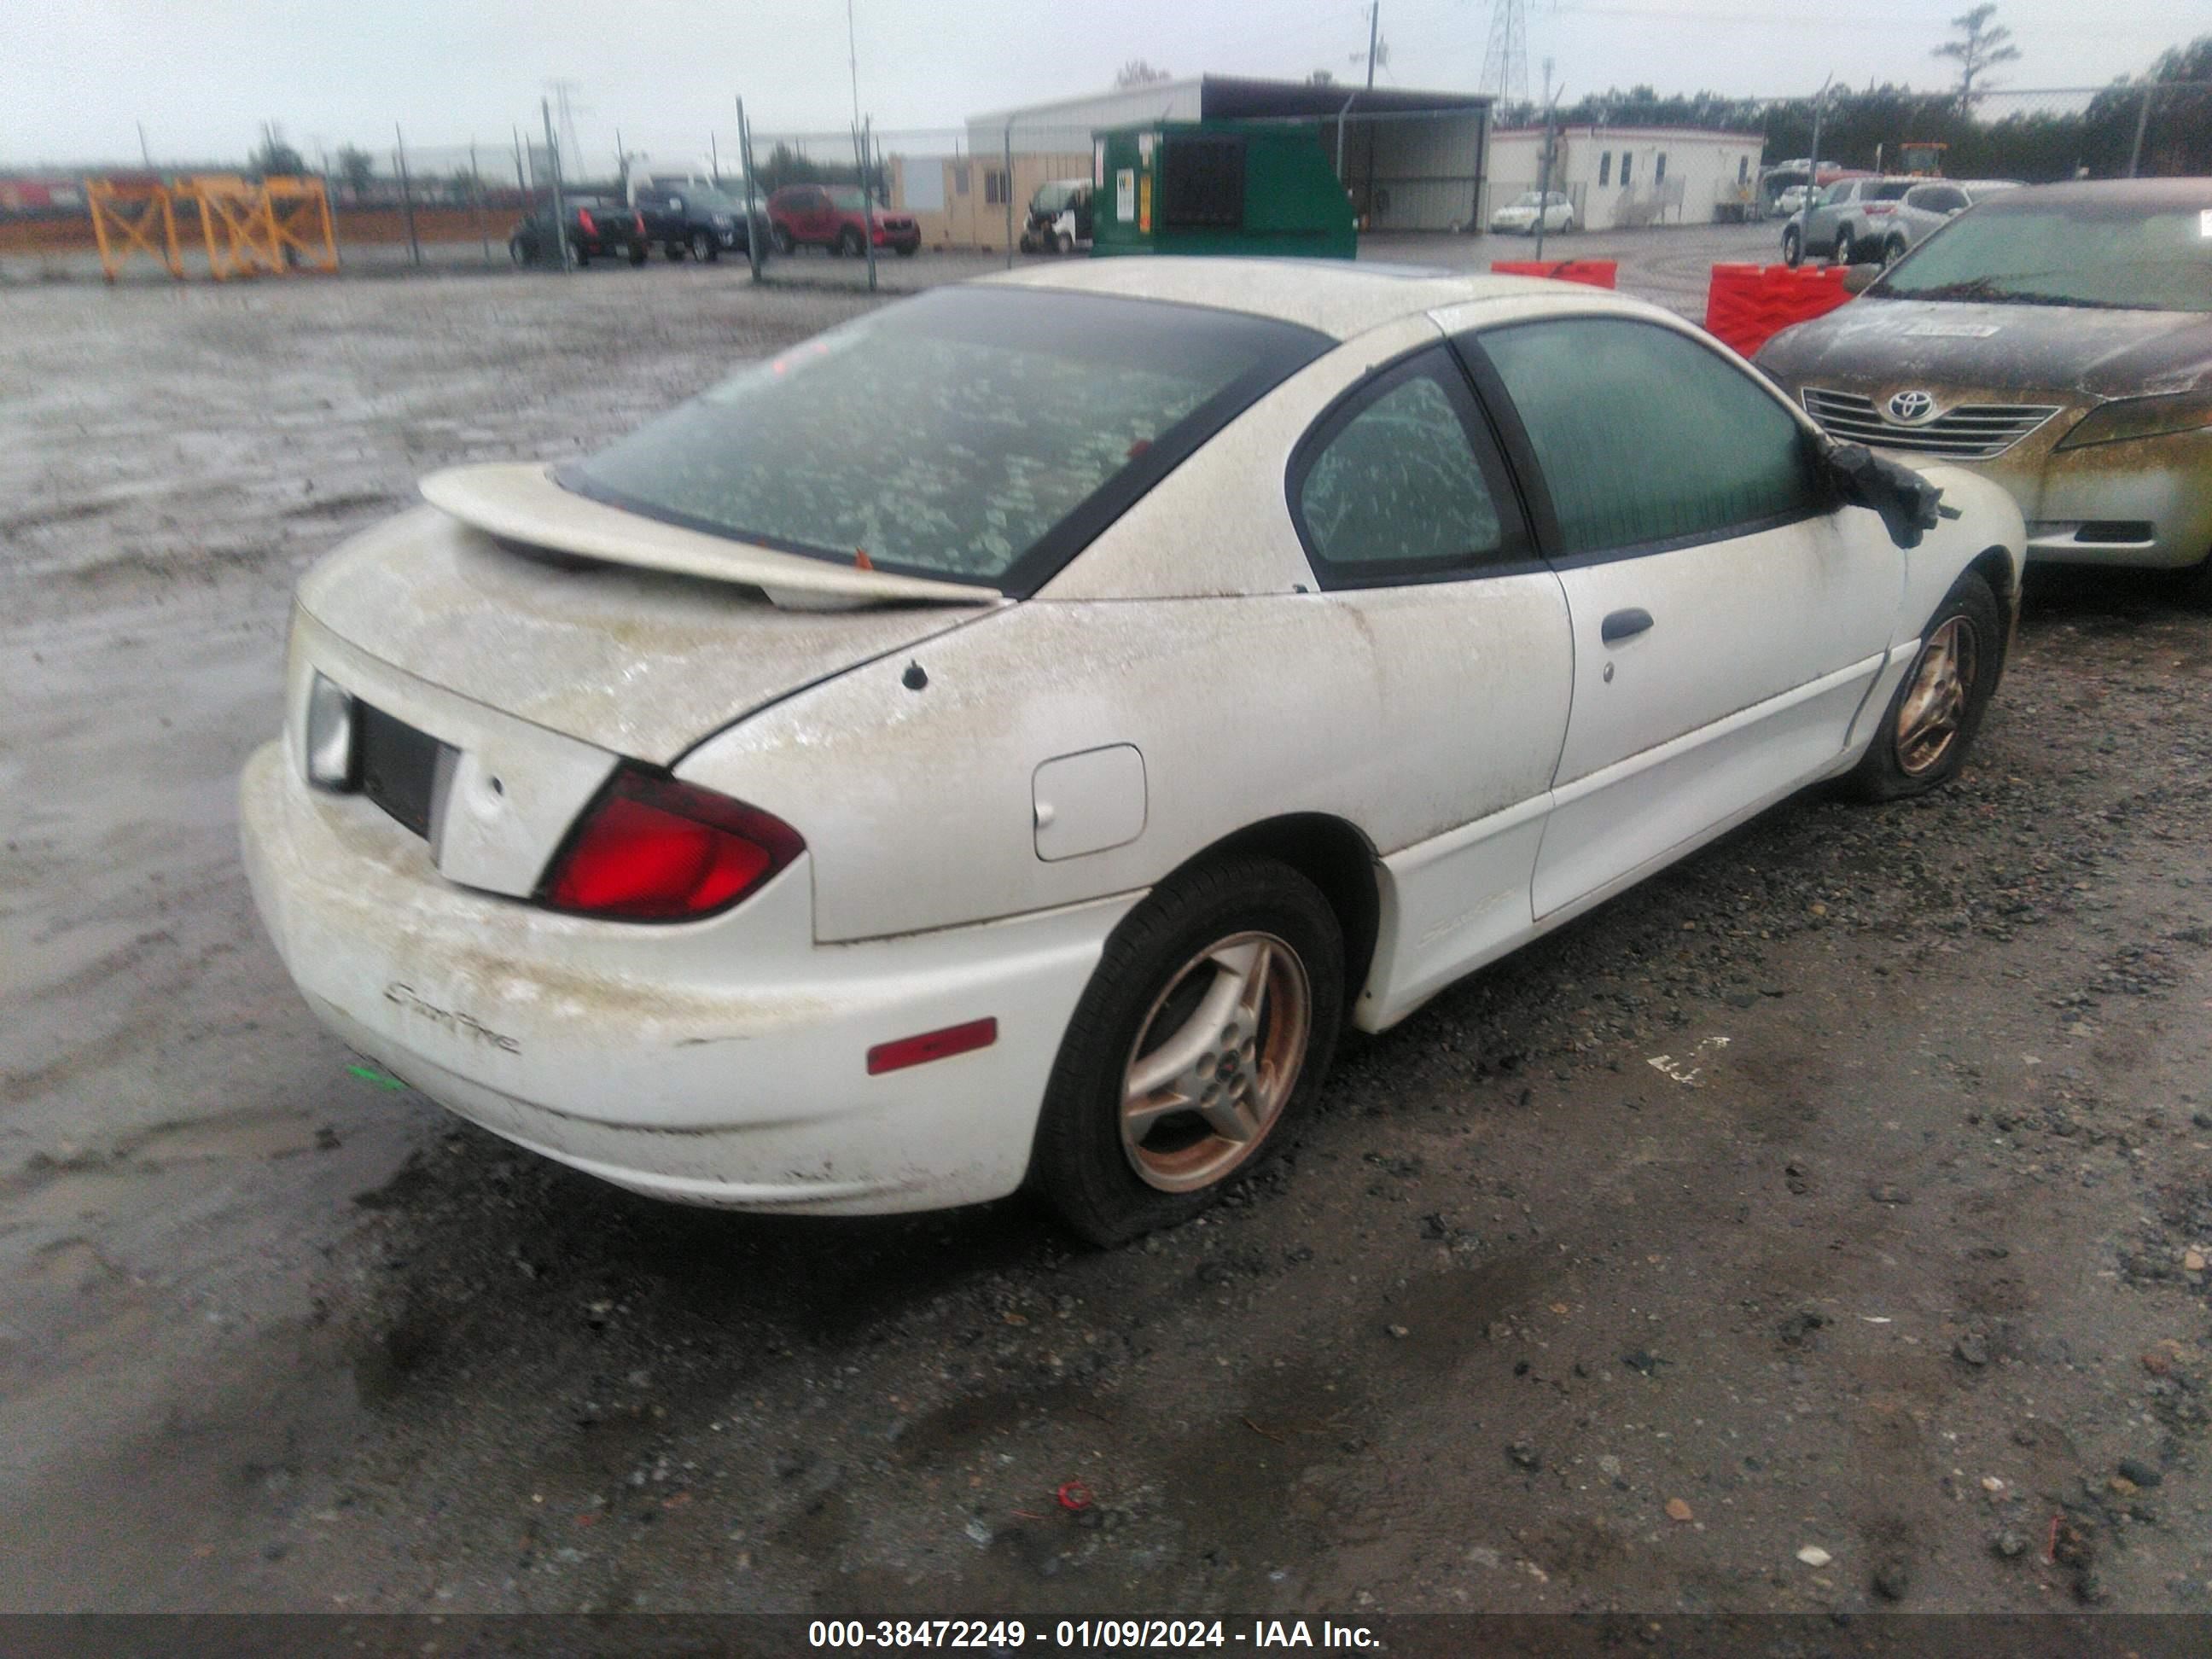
[837,226,866,257]
[1781,224,1802,266]
[664,242,686,261]
[627,242,648,267]
[690,229,718,263]
[1030,856,1345,1247]
[1833,226,1855,266]
[1055,231,1074,255]
[509,236,529,266]
[573,245,590,268]
[895,242,917,257]
[1883,234,1908,265]
[772,224,794,255]
[1843,569,2004,801]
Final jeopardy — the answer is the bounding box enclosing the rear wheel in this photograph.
[627,242,648,266]
[1030,857,1343,1247]
[1833,226,1855,266]
[838,226,866,257]
[1844,570,2002,800]
[690,229,718,262]
[1883,234,1908,265]
[1781,224,1802,266]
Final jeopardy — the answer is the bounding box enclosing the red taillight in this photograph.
[577,207,597,236]
[542,770,802,921]
[1865,205,1894,217]
[634,212,646,236]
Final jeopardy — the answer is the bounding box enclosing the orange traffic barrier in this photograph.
[85,178,184,282]
[177,174,337,280]
[1490,259,1619,289]
[1703,263,1851,358]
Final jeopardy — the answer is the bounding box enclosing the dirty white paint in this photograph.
[242,259,2028,1215]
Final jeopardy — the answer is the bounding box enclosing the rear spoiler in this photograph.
[419,463,1004,611]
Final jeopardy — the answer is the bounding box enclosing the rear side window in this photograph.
[1470,317,1821,559]
[1907,184,1968,213]
[1871,181,1914,201]
[1289,347,1522,585]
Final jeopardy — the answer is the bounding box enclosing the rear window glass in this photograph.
[1871,181,1914,201]
[563,287,1327,589]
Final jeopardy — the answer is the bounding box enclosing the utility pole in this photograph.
[1534,58,1557,261]
[1365,3,1381,89]
[136,120,152,169]
[846,0,864,131]
[2127,82,2154,178]
[1800,74,1832,263]
[543,98,569,271]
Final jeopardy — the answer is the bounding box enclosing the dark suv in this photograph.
[768,185,920,257]
[509,196,649,267]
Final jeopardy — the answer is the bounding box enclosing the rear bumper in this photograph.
[239,742,1132,1214]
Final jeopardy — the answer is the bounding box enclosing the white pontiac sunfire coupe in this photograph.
[241,259,2025,1243]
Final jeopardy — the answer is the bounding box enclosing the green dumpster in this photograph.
[1090,120,1356,260]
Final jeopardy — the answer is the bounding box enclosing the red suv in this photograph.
[767,185,920,258]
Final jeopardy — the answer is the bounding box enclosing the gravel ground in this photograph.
[3,245,2210,1621]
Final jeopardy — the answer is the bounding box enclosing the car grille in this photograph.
[1801,388,2061,461]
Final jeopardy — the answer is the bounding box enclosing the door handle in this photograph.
[1600,608,1654,644]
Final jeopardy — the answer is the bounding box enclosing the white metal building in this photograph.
[960,74,1492,235]
[1485,125,1763,230]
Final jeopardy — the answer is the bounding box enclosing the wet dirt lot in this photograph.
[3,240,2211,1620]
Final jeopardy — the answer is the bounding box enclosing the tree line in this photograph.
[1499,36,2209,183]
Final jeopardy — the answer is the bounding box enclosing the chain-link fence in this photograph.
[5,76,2204,283]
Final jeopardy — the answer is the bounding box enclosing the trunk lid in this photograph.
[296,467,998,765]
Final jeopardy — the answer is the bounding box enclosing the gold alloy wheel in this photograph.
[1894,615,1980,777]
[1119,932,1311,1194]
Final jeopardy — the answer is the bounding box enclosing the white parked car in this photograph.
[241,261,2024,1243]
[1490,190,1574,235]
[1769,183,1809,219]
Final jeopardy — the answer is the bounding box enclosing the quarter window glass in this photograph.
[1296,365,1504,573]
[1480,318,1820,556]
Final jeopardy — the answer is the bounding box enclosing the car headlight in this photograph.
[2055,389,2212,451]
[305,672,357,789]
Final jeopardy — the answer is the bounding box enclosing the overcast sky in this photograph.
[0,0,2194,168]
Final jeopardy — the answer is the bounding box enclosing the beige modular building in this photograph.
[1483,125,1764,230]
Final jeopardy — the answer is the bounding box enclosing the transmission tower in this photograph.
[1480,0,1530,107]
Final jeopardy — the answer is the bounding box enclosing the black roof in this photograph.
[1198,74,1488,120]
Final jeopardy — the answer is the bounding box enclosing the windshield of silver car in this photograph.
[1877,201,2212,312]
[562,286,1330,588]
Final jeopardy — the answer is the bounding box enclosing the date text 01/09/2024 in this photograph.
[805,1619,1382,1649]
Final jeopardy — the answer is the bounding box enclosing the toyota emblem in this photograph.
[1885,388,1937,424]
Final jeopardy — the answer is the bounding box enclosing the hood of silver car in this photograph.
[1757,297,2212,402]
